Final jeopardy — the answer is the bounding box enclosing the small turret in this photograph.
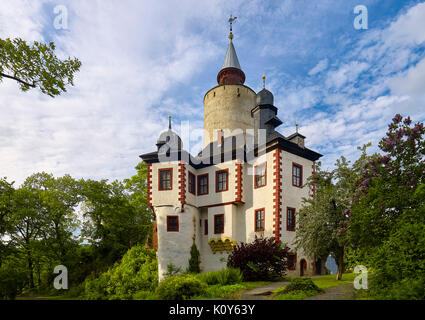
[251,75,283,146]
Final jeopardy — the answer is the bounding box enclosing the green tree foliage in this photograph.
[227,237,290,281]
[188,242,201,273]
[84,245,158,300]
[0,38,81,97]
[295,148,371,280]
[343,115,425,299]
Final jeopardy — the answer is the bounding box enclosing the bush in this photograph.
[156,274,207,300]
[187,243,201,273]
[227,237,290,281]
[280,278,321,294]
[0,261,27,300]
[196,268,243,286]
[84,245,158,300]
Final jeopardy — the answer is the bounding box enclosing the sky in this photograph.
[1,0,425,186]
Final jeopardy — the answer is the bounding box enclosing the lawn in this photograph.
[193,281,271,300]
[273,273,355,300]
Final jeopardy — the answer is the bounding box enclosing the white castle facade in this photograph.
[140,28,324,281]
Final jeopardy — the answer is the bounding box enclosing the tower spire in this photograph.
[262,74,266,89]
[168,114,172,130]
[217,15,245,85]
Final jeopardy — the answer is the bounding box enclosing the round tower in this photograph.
[203,27,256,147]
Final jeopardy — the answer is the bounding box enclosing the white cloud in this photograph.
[308,58,328,76]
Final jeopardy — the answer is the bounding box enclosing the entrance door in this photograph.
[315,259,322,275]
[300,259,307,276]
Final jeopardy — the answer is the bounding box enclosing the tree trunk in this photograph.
[27,254,34,288]
[336,246,344,280]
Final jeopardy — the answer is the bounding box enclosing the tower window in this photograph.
[216,169,229,192]
[254,163,266,188]
[287,207,296,231]
[204,219,208,235]
[197,174,209,195]
[167,216,179,232]
[255,208,265,232]
[214,214,224,234]
[159,168,172,190]
[188,172,196,194]
[292,163,303,187]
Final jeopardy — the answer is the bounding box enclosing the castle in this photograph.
[140,22,323,281]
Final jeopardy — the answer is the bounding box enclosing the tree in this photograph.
[80,178,152,265]
[0,38,81,97]
[343,115,425,298]
[295,146,371,280]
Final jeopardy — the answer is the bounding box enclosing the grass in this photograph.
[192,281,270,300]
[272,273,355,300]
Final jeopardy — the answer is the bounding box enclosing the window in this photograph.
[216,169,229,192]
[292,163,303,187]
[287,207,296,231]
[159,168,172,190]
[167,216,179,232]
[197,174,208,195]
[214,214,224,234]
[288,253,297,270]
[255,209,265,232]
[254,163,266,188]
[204,219,208,235]
[188,172,196,194]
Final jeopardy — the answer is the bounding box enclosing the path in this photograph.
[241,281,289,300]
[304,283,355,300]
[241,281,355,300]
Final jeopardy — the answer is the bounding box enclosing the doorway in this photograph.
[300,259,307,276]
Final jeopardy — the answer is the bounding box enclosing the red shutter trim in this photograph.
[178,161,186,212]
[273,149,282,242]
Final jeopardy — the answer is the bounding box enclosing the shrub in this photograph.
[0,261,27,300]
[280,278,321,294]
[187,243,201,273]
[156,274,207,300]
[196,268,243,286]
[227,237,290,281]
[84,245,158,300]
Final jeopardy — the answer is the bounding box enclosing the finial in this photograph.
[168,114,172,130]
[262,74,266,89]
[228,14,237,40]
[296,121,299,133]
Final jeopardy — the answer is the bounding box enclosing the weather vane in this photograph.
[228,14,237,39]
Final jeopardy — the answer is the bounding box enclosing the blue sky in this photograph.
[1,0,425,185]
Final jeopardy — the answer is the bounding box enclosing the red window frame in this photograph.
[254,208,265,232]
[166,216,179,232]
[292,163,303,188]
[288,253,297,270]
[188,172,196,195]
[197,173,209,195]
[214,214,224,234]
[158,168,173,191]
[287,207,296,231]
[204,219,208,235]
[215,169,229,193]
[254,162,267,188]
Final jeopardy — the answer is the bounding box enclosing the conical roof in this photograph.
[221,40,241,70]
